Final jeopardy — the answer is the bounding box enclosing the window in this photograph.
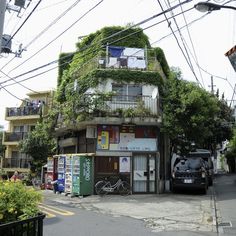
[112,84,142,102]
[13,126,24,132]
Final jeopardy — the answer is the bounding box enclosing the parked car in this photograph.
[187,149,214,186]
[171,156,208,194]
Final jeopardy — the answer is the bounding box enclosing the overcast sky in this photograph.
[0,0,235,129]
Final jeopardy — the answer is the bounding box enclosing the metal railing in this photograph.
[1,158,31,169]
[4,132,28,142]
[82,94,160,117]
[6,106,42,117]
[0,213,45,236]
[74,56,166,79]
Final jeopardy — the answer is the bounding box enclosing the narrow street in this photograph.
[41,173,236,236]
[42,186,215,235]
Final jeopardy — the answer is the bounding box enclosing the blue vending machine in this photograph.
[57,155,66,193]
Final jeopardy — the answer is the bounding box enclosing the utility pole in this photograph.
[0,0,7,53]
[209,75,216,94]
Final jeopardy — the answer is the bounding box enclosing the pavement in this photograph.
[42,189,217,234]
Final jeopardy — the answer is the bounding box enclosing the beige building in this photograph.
[1,90,54,174]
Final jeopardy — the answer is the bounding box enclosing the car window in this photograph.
[174,158,203,171]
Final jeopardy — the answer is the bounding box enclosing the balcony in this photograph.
[75,56,166,79]
[6,106,42,120]
[3,131,27,143]
[55,94,162,134]
[1,157,30,169]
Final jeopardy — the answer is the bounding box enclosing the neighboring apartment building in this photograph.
[1,90,54,174]
[55,45,169,194]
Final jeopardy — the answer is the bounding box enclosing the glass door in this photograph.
[133,154,156,193]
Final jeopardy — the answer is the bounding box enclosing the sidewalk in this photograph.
[42,190,217,234]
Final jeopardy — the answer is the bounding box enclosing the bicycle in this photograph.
[95,177,131,196]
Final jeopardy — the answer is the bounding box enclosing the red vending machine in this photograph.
[46,156,58,190]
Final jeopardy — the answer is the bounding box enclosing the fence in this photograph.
[0,213,46,236]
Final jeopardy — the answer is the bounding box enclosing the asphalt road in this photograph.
[42,173,236,236]
[43,199,157,236]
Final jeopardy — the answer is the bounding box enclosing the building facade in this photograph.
[1,90,54,174]
[55,45,169,194]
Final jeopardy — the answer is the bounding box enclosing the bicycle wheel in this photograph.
[95,180,108,196]
[118,181,131,196]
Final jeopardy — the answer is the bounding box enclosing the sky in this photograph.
[0,0,235,129]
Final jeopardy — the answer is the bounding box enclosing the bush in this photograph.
[0,181,42,224]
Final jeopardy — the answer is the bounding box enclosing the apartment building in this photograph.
[1,90,54,174]
[55,45,169,194]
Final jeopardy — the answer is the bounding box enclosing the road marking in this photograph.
[39,204,75,216]
[39,208,56,218]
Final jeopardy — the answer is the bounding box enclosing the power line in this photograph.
[156,0,203,88]
[177,0,205,87]
[5,0,43,48]
[0,69,38,93]
[0,0,194,87]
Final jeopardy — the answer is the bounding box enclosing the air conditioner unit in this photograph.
[86,126,97,138]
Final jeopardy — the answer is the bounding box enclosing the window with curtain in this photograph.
[112,84,142,102]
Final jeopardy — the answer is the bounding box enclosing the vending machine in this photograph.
[65,155,72,195]
[71,154,94,196]
[72,155,80,195]
[57,155,66,193]
[46,156,58,190]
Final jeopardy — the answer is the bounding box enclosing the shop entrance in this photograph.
[133,154,156,193]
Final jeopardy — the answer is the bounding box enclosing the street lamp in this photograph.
[194,1,236,12]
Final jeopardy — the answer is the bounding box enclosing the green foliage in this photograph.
[19,121,56,170]
[162,71,227,149]
[0,181,42,224]
[225,129,236,161]
[54,25,169,127]
[58,52,74,86]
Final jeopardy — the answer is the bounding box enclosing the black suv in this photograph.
[171,157,208,194]
[187,149,214,186]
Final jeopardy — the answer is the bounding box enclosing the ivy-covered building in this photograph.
[54,26,170,193]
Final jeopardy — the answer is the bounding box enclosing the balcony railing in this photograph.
[75,56,166,79]
[6,106,42,118]
[1,158,31,169]
[56,94,161,129]
[83,94,160,116]
[4,132,28,142]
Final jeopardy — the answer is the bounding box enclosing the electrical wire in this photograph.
[4,0,43,48]
[2,0,104,77]
[0,0,194,87]
[177,0,205,87]
[156,0,203,87]
[0,69,38,93]
[0,0,82,72]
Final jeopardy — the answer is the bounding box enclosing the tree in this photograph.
[19,121,56,172]
[161,68,233,154]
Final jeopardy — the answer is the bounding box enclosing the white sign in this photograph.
[119,157,130,173]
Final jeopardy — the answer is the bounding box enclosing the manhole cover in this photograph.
[218,222,232,227]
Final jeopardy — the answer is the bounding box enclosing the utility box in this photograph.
[71,153,94,196]
[14,0,25,8]
[1,35,12,53]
